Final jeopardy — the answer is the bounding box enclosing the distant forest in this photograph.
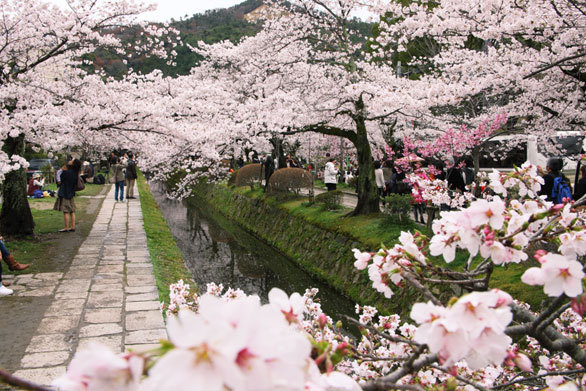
[89,0,371,78]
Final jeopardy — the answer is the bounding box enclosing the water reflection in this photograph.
[149,182,356,319]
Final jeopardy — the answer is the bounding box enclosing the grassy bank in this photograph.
[137,172,194,304]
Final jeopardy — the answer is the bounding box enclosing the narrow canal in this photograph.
[150,182,357,320]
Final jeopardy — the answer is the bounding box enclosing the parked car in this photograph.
[26,159,59,181]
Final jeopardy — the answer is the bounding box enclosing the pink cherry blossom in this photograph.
[521,254,585,297]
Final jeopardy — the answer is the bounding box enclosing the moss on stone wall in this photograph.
[195,185,427,316]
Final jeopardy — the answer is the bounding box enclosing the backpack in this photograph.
[33,189,44,198]
[93,174,105,185]
[552,175,573,204]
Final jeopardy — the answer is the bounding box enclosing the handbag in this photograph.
[75,175,85,191]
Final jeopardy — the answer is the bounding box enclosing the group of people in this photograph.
[108,152,138,202]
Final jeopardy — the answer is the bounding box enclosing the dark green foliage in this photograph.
[382,194,412,224]
[315,190,343,210]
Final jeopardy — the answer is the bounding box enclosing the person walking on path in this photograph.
[111,156,128,202]
[54,159,82,232]
[324,156,338,191]
[125,153,138,199]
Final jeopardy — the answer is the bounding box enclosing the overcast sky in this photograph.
[140,0,243,22]
[47,0,243,22]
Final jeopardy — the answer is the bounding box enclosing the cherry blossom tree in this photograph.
[188,0,433,215]
[370,0,585,149]
[0,0,177,235]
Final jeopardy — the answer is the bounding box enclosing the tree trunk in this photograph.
[0,134,34,236]
[472,146,480,177]
[350,114,380,216]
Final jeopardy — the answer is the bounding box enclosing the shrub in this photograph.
[315,190,343,210]
[382,194,412,224]
[235,164,264,189]
[267,168,313,194]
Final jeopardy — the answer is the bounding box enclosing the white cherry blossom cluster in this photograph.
[353,232,426,298]
[487,162,545,199]
[54,286,361,391]
[411,290,514,369]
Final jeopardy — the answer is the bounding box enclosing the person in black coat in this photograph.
[539,158,567,202]
[53,159,82,232]
[574,165,586,202]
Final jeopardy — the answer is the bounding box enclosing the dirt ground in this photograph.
[0,187,108,377]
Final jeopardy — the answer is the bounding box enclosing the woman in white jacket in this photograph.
[324,158,338,191]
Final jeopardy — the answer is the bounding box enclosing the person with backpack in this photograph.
[539,158,573,204]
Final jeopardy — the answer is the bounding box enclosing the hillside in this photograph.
[91,0,371,78]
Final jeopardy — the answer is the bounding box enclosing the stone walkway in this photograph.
[6,184,166,386]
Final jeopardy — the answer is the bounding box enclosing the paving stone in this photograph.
[127,292,159,302]
[37,315,81,334]
[79,323,123,338]
[126,311,165,331]
[14,274,34,282]
[70,259,99,267]
[125,285,157,294]
[97,265,123,273]
[46,299,86,316]
[91,283,124,292]
[55,291,88,300]
[126,275,156,286]
[20,351,70,368]
[56,279,91,293]
[84,307,122,324]
[63,268,95,279]
[100,259,125,265]
[25,279,58,287]
[78,335,123,353]
[19,286,56,297]
[12,366,66,386]
[26,334,72,353]
[126,263,152,268]
[87,291,124,308]
[126,267,155,276]
[34,273,63,281]
[125,329,167,344]
[126,301,161,312]
[127,256,151,263]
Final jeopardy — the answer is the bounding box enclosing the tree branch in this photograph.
[0,368,53,391]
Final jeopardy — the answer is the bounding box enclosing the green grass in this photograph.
[137,171,194,305]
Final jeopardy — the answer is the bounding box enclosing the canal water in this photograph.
[150,182,357,320]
